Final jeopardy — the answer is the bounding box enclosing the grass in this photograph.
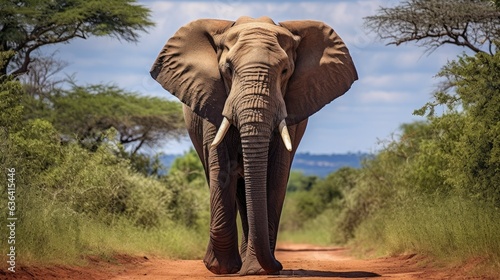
[0,191,208,266]
[279,209,338,246]
[0,130,211,268]
[352,195,500,269]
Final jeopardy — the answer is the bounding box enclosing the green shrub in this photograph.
[0,77,209,265]
[1,128,209,265]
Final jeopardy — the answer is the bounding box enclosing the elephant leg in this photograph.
[203,128,242,275]
[236,177,249,262]
[184,108,242,274]
[266,137,292,256]
[268,121,308,253]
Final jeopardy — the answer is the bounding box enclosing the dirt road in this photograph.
[4,243,495,279]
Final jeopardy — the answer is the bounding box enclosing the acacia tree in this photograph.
[19,53,70,101]
[51,84,185,156]
[0,0,154,76]
[364,0,500,55]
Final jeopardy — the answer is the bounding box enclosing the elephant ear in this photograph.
[150,19,234,126]
[279,20,358,125]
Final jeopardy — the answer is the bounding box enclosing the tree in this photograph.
[169,148,205,184]
[49,84,185,155]
[364,0,500,55]
[0,0,154,75]
[287,171,318,192]
[365,0,500,204]
[437,52,500,202]
[19,53,70,101]
[0,52,23,132]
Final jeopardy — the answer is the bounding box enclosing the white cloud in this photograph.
[359,90,410,103]
[360,73,433,89]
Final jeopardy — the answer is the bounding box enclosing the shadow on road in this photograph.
[277,269,381,278]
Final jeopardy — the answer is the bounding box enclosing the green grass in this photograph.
[0,191,207,266]
[352,195,500,267]
[279,209,338,246]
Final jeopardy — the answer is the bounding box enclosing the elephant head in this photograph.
[150,16,357,274]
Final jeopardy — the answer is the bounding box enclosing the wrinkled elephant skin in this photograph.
[150,16,357,275]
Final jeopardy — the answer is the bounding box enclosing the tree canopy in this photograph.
[0,0,185,164]
[364,0,500,55]
[49,84,185,155]
[437,51,500,201]
[0,0,154,75]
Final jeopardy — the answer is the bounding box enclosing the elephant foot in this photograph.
[239,256,282,275]
[203,246,242,274]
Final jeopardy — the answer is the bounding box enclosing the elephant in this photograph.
[150,16,357,275]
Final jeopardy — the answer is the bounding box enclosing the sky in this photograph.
[47,0,469,155]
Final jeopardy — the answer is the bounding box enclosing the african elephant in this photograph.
[150,16,357,275]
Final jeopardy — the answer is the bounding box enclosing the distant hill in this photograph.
[291,153,369,177]
[160,152,368,178]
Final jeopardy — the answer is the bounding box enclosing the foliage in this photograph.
[437,51,500,202]
[0,75,24,132]
[13,55,186,161]
[364,0,500,54]
[283,113,500,267]
[0,0,154,75]
[169,148,206,184]
[413,51,500,203]
[281,167,358,239]
[0,76,209,265]
[124,152,168,177]
[10,119,61,172]
[279,208,337,246]
[286,171,318,192]
[19,54,70,102]
[166,149,209,228]
[2,192,206,265]
[44,84,185,155]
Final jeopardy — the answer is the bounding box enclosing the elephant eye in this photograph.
[281,68,288,76]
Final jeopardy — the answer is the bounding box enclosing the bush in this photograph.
[1,124,209,264]
[0,77,210,265]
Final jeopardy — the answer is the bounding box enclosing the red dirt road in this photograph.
[3,243,496,279]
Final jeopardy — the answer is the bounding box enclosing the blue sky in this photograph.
[48,0,468,155]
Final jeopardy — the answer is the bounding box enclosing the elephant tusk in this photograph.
[279,119,293,152]
[211,117,231,148]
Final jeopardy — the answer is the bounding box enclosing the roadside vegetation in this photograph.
[0,65,211,265]
[0,0,209,266]
[280,0,500,273]
[1,73,213,263]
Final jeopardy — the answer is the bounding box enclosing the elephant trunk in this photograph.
[238,107,283,274]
